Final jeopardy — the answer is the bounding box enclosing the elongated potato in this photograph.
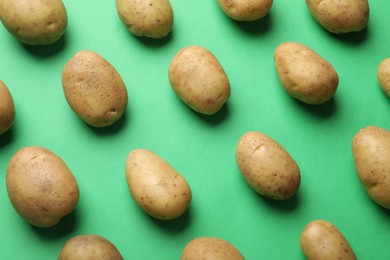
[352,126,390,209]
[217,0,273,21]
[0,80,15,135]
[300,220,356,260]
[377,58,390,98]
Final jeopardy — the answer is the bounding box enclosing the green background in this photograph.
[1,0,390,259]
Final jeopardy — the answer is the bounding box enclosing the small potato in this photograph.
[352,126,390,209]
[58,235,123,260]
[0,80,15,135]
[274,42,338,105]
[377,58,390,98]
[62,50,128,127]
[300,220,356,260]
[168,46,231,115]
[235,131,300,200]
[0,0,67,45]
[126,149,191,220]
[181,237,244,260]
[116,0,174,39]
[305,0,369,34]
[6,146,79,228]
[217,0,273,21]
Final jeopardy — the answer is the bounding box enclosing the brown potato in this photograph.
[168,46,231,115]
[62,50,128,127]
[217,0,273,21]
[58,235,123,260]
[235,131,300,200]
[0,80,15,135]
[300,220,356,260]
[352,126,390,209]
[274,42,338,105]
[305,0,369,34]
[377,58,390,98]
[116,0,174,39]
[0,0,67,45]
[126,149,191,220]
[181,237,244,260]
[6,146,79,227]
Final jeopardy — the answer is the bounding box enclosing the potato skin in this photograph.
[6,146,79,228]
[352,126,390,209]
[116,0,173,39]
[168,46,231,115]
[0,80,15,135]
[217,0,273,21]
[58,235,123,260]
[300,220,356,260]
[62,50,128,127]
[126,149,192,220]
[235,131,300,200]
[274,42,338,105]
[305,0,369,34]
[377,58,390,98]
[0,0,67,45]
[181,237,244,260]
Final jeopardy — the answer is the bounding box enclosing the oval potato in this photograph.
[236,131,300,200]
[6,146,79,227]
[305,0,369,34]
[181,237,244,260]
[116,0,174,39]
[217,0,273,21]
[126,149,192,220]
[274,42,338,105]
[0,80,15,135]
[168,46,231,115]
[58,235,123,260]
[300,220,356,260]
[0,0,67,45]
[377,58,390,98]
[352,126,390,209]
[62,50,128,127]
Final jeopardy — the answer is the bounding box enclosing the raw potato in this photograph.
[181,237,244,260]
[235,131,300,200]
[6,146,79,228]
[305,0,369,34]
[300,220,356,260]
[217,0,273,21]
[0,0,67,45]
[126,149,192,220]
[116,0,174,39]
[168,46,231,115]
[352,126,390,209]
[274,42,338,105]
[62,50,128,127]
[377,58,390,98]
[0,80,15,135]
[58,235,123,260]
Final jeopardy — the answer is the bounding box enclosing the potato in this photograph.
[181,237,244,260]
[116,0,173,39]
[62,50,128,127]
[6,146,79,228]
[217,0,273,21]
[125,149,191,220]
[168,46,231,115]
[0,0,67,45]
[305,0,369,34]
[235,131,300,200]
[58,235,123,260]
[300,220,356,260]
[352,126,390,209]
[377,58,390,98]
[0,80,15,135]
[274,42,338,105]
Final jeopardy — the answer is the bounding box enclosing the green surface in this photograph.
[1,0,390,259]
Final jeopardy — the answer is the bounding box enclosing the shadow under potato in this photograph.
[148,208,192,235]
[21,34,67,58]
[232,13,273,35]
[86,111,129,136]
[293,97,338,119]
[0,127,14,149]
